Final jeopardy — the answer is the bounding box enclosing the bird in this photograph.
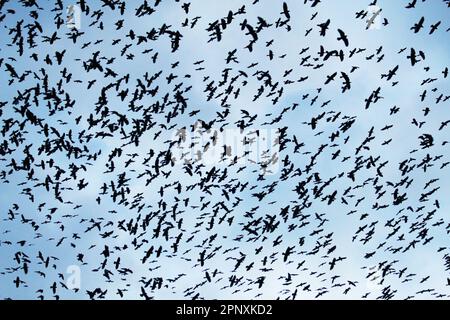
[337,29,349,47]
[411,17,425,33]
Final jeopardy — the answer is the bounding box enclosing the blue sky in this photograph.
[0,0,449,299]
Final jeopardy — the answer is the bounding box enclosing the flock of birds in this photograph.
[0,0,450,300]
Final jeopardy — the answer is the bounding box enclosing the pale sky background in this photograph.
[0,0,449,299]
